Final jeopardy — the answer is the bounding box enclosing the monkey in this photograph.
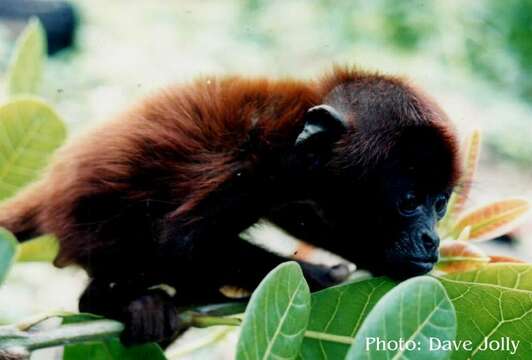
[0,67,461,345]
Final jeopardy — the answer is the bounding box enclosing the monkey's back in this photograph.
[0,76,318,276]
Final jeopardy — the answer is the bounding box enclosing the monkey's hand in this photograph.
[120,289,186,346]
[299,262,351,291]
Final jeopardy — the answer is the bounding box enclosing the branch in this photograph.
[0,319,124,351]
[0,311,243,354]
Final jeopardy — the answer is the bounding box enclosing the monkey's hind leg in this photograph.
[79,279,185,346]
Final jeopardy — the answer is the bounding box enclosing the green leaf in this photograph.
[346,276,456,360]
[64,339,167,360]
[0,97,66,200]
[298,277,395,359]
[0,228,17,284]
[62,314,166,360]
[6,18,46,96]
[16,235,58,262]
[236,261,311,360]
[438,264,532,359]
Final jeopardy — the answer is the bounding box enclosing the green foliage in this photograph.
[6,18,46,96]
[16,235,59,262]
[464,0,532,100]
[380,0,436,51]
[0,20,65,202]
[64,340,166,360]
[62,314,166,360]
[347,277,456,360]
[236,262,310,360]
[0,98,66,201]
[299,277,395,359]
[0,228,17,283]
[234,262,531,359]
[439,264,532,359]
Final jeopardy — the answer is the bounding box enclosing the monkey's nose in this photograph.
[420,230,439,253]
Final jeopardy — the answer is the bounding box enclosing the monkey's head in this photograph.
[359,125,459,279]
[295,75,461,279]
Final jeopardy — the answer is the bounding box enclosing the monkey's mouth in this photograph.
[403,256,438,275]
[409,259,435,271]
[370,253,438,279]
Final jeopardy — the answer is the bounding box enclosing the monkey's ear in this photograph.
[295,105,347,146]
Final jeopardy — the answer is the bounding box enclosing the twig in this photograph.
[0,320,124,351]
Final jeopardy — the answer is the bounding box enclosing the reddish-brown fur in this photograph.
[1,76,314,262]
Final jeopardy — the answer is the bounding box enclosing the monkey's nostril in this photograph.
[421,232,438,252]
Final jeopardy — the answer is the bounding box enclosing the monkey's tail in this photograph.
[0,181,47,241]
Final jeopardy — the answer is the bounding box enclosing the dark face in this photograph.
[318,161,452,280]
[371,164,451,278]
[304,126,457,279]
[337,131,457,278]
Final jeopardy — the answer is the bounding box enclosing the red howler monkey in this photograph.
[0,67,461,345]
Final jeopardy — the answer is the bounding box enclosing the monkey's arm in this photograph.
[265,200,333,247]
[219,238,349,292]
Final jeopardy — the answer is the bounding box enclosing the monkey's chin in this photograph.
[392,260,435,280]
[373,258,435,280]
[407,259,435,273]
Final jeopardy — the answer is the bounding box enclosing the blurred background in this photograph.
[0,0,531,358]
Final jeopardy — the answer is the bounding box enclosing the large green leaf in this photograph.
[62,314,166,360]
[0,228,17,284]
[346,276,456,360]
[438,264,532,359]
[6,18,46,96]
[298,277,395,359]
[0,98,66,200]
[236,261,311,360]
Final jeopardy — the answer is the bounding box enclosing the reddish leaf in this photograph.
[436,240,490,273]
[439,130,481,232]
[450,198,531,242]
[489,255,527,264]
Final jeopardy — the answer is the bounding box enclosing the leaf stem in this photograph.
[189,315,242,328]
[303,330,354,345]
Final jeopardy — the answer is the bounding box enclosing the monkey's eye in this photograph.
[398,192,419,216]
[434,195,448,218]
